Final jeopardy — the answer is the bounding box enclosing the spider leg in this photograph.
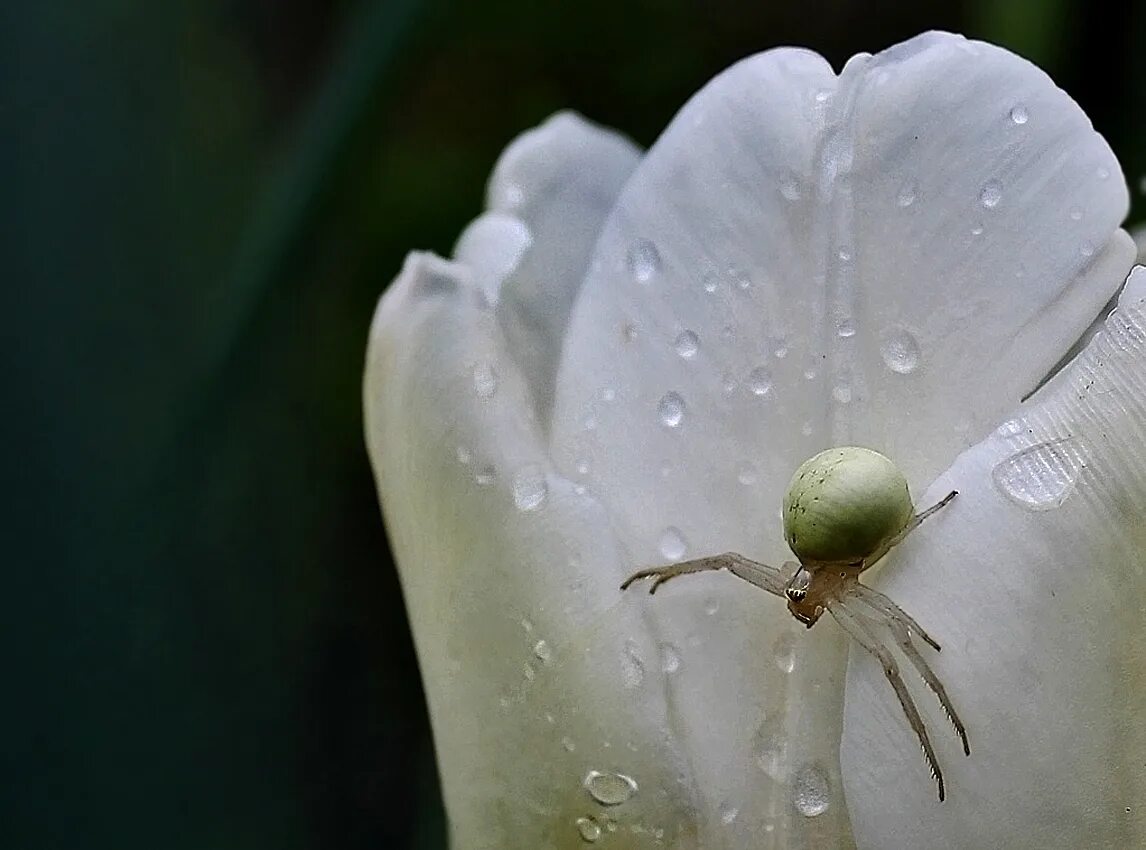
[621,552,790,596]
[848,583,942,651]
[829,600,947,802]
[865,490,958,567]
[881,616,970,756]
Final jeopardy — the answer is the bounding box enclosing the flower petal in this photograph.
[842,288,1146,848]
[484,111,642,427]
[366,253,708,848]
[549,31,1133,845]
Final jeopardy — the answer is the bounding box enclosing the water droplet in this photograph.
[991,438,1085,510]
[660,642,681,674]
[621,641,645,689]
[621,322,638,343]
[523,662,536,681]
[979,180,1003,208]
[562,736,576,752]
[704,597,719,616]
[658,527,688,561]
[774,344,789,359]
[601,387,616,402]
[674,330,700,358]
[576,816,602,842]
[575,458,590,476]
[512,465,548,511]
[702,270,719,293]
[896,181,917,207]
[832,382,853,404]
[1009,104,1029,125]
[803,367,817,381]
[584,770,638,806]
[657,392,686,428]
[521,618,533,633]
[755,730,788,780]
[971,223,984,236]
[1069,208,1083,221]
[474,465,496,486]
[730,267,752,290]
[995,418,1025,439]
[1080,240,1095,258]
[879,327,921,374]
[773,631,797,673]
[837,247,853,262]
[792,763,831,817]
[836,317,856,338]
[473,362,499,398]
[737,466,757,486]
[748,367,774,396]
[814,88,831,104]
[1097,166,1111,180]
[800,421,814,437]
[780,174,802,201]
[627,239,661,283]
[720,803,740,825]
[533,639,552,663]
[455,445,472,465]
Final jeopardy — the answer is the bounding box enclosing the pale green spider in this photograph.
[622,446,970,801]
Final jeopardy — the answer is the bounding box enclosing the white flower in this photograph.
[365,31,1146,849]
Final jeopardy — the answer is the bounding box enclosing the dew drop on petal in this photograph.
[1080,240,1095,258]
[720,803,740,825]
[773,631,797,673]
[792,763,831,817]
[1069,208,1083,221]
[704,597,719,616]
[737,466,757,486]
[576,816,602,842]
[879,327,921,374]
[780,173,802,201]
[674,330,700,358]
[979,180,1003,208]
[562,736,576,753]
[660,642,682,674]
[626,238,661,283]
[657,392,686,428]
[837,246,853,262]
[702,270,719,293]
[1097,166,1111,180]
[512,464,548,511]
[896,181,917,207]
[533,639,552,663]
[658,526,688,561]
[472,362,499,398]
[991,438,1085,510]
[1009,104,1029,124]
[455,445,472,465]
[584,770,638,806]
[748,367,774,396]
[970,223,984,236]
[836,317,856,338]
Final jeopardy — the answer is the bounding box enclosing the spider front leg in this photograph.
[621,552,792,597]
[828,601,949,801]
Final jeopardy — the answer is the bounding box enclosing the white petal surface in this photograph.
[486,111,642,426]
[366,254,707,848]
[550,31,1132,845]
[842,295,1146,849]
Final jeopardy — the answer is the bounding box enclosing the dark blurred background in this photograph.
[3,1,1143,848]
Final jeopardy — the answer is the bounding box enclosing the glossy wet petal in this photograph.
[842,278,1146,848]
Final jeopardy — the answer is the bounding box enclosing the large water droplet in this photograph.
[896,181,917,207]
[991,438,1085,510]
[473,362,499,398]
[627,239,661,283]
[512,465,548,511]
[792,763,831,817]
[773,631,797,673]
[658,526,688,561]
[674,330,699,359]
[1009,104,1029,125]
[584,770,638,806]
[979,180,1003,208]
[657,392,686,428]
[576,816,602,842]
[879,327,921,374]
[748,367,774,396]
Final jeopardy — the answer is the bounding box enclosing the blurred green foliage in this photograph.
[3,0,1142,848]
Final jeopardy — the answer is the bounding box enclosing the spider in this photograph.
[621,446,970,801]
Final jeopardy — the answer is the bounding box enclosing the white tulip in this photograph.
[365,31,1145,849]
